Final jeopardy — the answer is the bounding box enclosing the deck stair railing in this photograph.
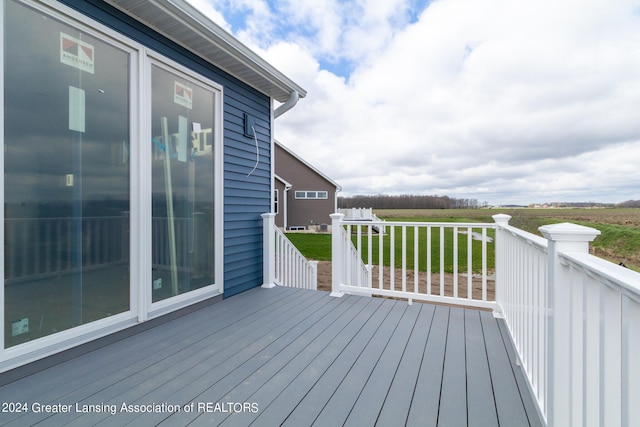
[331,216,372,297]
[262,213,317,290]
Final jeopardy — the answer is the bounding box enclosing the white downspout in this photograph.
[274,91,299,119]
[283,183,291,230]
[273,90,299,227]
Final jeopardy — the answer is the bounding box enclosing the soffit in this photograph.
[105,0,306,103]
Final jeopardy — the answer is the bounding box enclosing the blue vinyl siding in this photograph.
[61,0,272,297]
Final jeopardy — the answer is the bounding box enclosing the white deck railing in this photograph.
[325,212,640,426]
[331,218,371,297]
[538,222,640,427]
[262,213,317,290]
[330,213,496,310]
[264,210,640,425]
[493,214,549,420]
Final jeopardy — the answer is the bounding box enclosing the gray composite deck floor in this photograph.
[0,286,542,426]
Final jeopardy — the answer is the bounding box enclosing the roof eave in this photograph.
[275,140,341,190]
[104,0,306,103]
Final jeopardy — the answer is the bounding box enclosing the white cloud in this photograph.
[195,0,640,204]
[187,0,232,31]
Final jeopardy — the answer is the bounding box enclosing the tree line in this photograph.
[338,194,483,209]
[617,200,640,208]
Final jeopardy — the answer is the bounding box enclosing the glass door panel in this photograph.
[3,1,131,347]
[151,65,215,302]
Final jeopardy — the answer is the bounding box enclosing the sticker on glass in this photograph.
[60,33,95,74]
[174,81,193,109]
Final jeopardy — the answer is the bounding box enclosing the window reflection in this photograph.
[4,1,130,347]
[151,65,215,302]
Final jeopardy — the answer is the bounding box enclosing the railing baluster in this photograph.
[379,224,384,290]
[368,224,372,268]
[357,225,362,288]
[401,226,406,294]
[482,227,487,301]
[390,226,395,292]
[467,227,472,299]
[439,226,444,297]
[453,226,458,299]
[622,294,640,425]
[414,226,419,294]
[426,226,432,295]
[346,223,352,287]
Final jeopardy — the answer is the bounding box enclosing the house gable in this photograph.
[274,141,340,229]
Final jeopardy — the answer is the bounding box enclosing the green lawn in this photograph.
[286,216,495,273]
[285,233,332,261]
[287,208,640,272]
[349,222,495,273]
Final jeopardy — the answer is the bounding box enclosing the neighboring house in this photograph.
[0,0,304,373]
[274,141,341,230]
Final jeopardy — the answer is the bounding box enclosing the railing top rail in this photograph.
[559,250,640,301]
[499,223,548,251]
[275,226,309,260]
[339,219,496,228]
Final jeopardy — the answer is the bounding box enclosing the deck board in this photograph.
[0,286,542,426]
[312,301,408,426]
[465,309,500,426]
[105,289,333,427]
[496,320,544,427]
[50,290,317,427]
[185,293,363,426]
[405,305,450,426]
[211,294,373,426]
[376,303,436,425]
[438,307,468,426]
[280,297,393,426]
[344,302,421,426]
[480,310,532,426]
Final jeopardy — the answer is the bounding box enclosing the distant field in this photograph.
[287,208,640,272]
[375,208,640,271]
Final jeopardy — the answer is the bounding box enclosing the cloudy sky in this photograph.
[189,0,640,205]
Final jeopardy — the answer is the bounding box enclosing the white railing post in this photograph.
[492,214,511,318]
[330,213,345,297]
[261,213,277,288]
[539,222,600,427]
[309,260,318,290]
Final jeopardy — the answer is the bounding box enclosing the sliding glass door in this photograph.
[150,64,216,303]
[4,0,130,347]
[2,0,222,358]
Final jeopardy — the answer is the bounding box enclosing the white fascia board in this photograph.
[105,0,306,103]
[274,174,293,189]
